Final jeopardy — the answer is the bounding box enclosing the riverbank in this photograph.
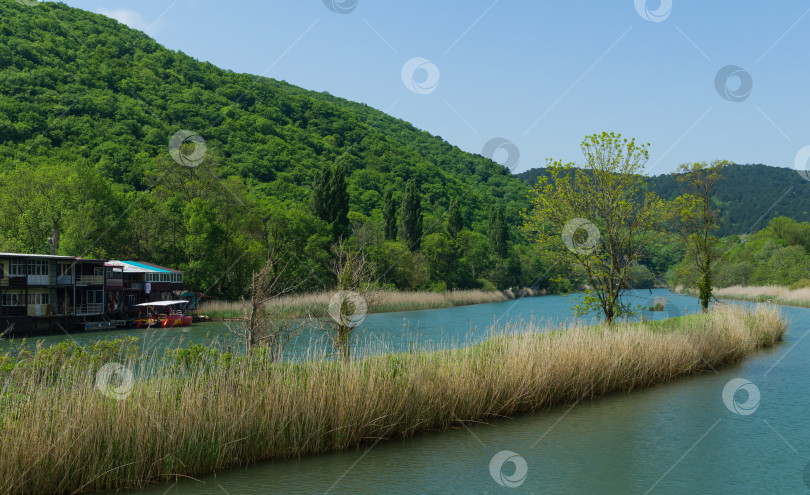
[0,304,784,495]
[708,285,810,309]
[198,288,541,320]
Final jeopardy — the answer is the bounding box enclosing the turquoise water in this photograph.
[16,289,803,493]
[1,289,693,359]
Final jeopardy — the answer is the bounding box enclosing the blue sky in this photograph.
[58,0,810,176]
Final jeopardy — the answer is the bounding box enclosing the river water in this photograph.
[1,289,690,359]
[11,289,808,494]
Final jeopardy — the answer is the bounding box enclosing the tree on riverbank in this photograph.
[319,240,372,361]
[523,132,665,324]
[400,180,423,251]
[230,250,306,357]
[671,160,728,312]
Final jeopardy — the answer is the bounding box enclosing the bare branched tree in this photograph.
[228,249,307,358]
[0,323,13,339]
[316,239,373,362]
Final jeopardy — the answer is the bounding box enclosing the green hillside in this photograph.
[0,1,538,297]
[518,163,810,236]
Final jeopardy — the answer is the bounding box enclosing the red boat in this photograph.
[134,300,193,328]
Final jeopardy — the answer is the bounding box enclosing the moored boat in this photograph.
[134,300,193,328]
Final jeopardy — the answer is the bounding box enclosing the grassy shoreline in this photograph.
[197,288,540,320]
[715,285,810,308]
[0,305,785,495]
[677,285,810,309]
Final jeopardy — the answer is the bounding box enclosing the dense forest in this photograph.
[669,216,810,289]
[4,2,804,300]
[518,163,810,237]
[0,1,552,298]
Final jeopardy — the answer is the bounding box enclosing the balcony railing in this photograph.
[76,275,103,285]
[75,303,104,315]
[0,307,25,317]
[125,282,144,290]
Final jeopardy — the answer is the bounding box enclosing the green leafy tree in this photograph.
[321,240,370,362]
[447,198,463,237]
[488,206,509,258]
[383,188,397,240]
[671,160,728,312]
[0,162,124,258]
[422,232,456,286]
[400,179,423,251]
[329,163,350,240]
[523,132,664,324]
[311,163,350,241]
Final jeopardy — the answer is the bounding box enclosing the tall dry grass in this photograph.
[0,304,785,495]
[713,285,810,308]
[199,289,524,319]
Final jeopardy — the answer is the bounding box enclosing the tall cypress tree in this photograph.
[383,188,397,240]
[447,198,463,237]
[329,163,350,240]
[311,164,333,222]
[400,179,422,251]
[489,206,508,258]
[311,163,350,241]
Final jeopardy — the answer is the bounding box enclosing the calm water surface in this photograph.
[0,289,690,358]
[14,290,805,494]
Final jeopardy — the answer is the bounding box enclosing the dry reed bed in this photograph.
[199,289,528,319]
[0,304,785,495]
[712,285,810,308]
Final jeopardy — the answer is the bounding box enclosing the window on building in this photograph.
[27,260,48,276]
[0,264,4,278]
[87,290,104,304]
[105,267,123,280]
[26,293,49,305]
[59,263,73,276]
[9,260,25,277]
[2,293,21,306]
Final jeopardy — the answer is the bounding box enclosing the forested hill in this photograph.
[0,1,535,297]
[517,164,810,236]
[0,1,525,212]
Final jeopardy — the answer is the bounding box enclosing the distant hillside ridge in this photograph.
[517,164,809,236]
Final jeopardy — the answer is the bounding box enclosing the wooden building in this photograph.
[0,253,107,334]
[0,253,184,335]
[105,260,184,312]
